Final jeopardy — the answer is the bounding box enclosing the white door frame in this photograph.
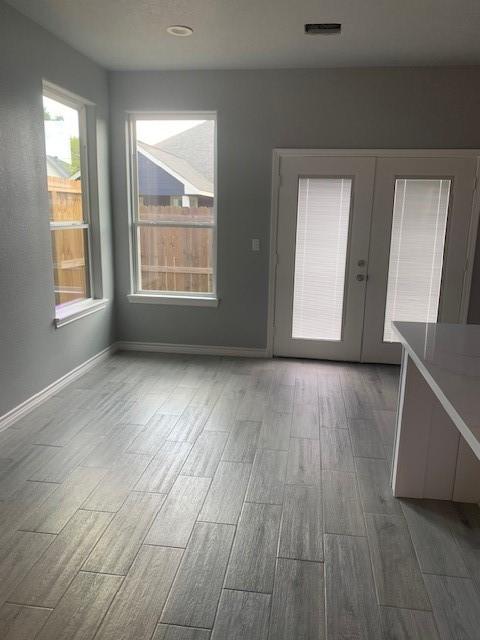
[267,149,480,360]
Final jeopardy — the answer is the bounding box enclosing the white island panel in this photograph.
[392,322,480,502]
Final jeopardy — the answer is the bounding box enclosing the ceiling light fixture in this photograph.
[166,25,193,37]
[305,23,341,35]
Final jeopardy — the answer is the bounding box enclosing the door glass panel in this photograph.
[383,178,451,342]
[292,178,352,341]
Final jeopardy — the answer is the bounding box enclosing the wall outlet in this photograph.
[251,238,260,252]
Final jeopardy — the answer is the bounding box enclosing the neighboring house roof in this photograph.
[46,155,72,178]
[155,121,214,184]
[137,141,213,197]
[137,150,185,197]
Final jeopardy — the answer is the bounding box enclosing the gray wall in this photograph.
[110,67,480,348]
[0,1,114,417]
[2,2,480,417]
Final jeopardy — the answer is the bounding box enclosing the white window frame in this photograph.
[43,81,107,327]
[127,111,218,307]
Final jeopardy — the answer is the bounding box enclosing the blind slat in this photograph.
[292,178,352,341]
[383,179,451,342]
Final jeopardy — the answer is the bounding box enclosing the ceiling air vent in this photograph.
[305,23,341,35]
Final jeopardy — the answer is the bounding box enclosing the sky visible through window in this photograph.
[43,96,79,164]
[135,119,205,144]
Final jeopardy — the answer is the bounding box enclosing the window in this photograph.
[292,177,352,341]
[43,83,106,326]
[128,113,217,303]
[383,178,450,342]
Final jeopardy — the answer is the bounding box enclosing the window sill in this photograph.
[127,293,219,307]
[55,298,109,328]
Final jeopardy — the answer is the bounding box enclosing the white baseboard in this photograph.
[0,343,118,432]
[0,340,268,433]
[117,340,268,358]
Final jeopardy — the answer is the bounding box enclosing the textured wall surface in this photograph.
[2,0,480,419]
[0,1,114,416]
[110,67,480,347]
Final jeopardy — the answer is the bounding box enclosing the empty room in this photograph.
[1,1,480,638]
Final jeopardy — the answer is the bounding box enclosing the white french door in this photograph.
[362,156,477,363]
[272,152,478,364]
[273,156,375,360]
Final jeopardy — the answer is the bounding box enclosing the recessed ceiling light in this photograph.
[167,25,193,37]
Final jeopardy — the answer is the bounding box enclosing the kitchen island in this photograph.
[392,321,480,502]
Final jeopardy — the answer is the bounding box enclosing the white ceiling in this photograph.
[7,0,480,70]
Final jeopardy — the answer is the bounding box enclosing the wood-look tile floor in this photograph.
[1,352,480,639]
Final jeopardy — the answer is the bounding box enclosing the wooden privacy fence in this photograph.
[47,182,215,298]
[48,176,87,304]
[139,202,214,224]
[138,202,214,293]
[139,225,213,293]
[48,176,83,222]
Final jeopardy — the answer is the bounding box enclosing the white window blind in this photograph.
[383,178,451,342]
[292,178,352,341]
